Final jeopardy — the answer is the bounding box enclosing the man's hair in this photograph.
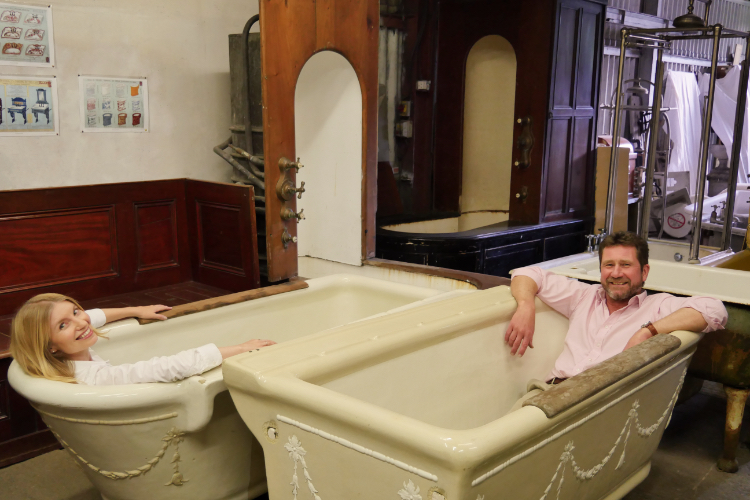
[598,231,649,269]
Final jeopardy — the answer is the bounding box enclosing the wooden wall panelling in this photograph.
[260,0,379,281]
[135,201,180,272]
[0,180,192,316]
[185,180,260,292]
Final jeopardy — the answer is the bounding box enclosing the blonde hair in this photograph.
[10,294,105,384]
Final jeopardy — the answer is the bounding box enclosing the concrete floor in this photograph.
[1,386,747,500]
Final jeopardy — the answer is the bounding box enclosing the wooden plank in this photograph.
[260,0,379,281]
[364,258,510,290]
[138,280,308,325]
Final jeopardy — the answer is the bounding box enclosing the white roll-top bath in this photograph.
[9,274,465,500]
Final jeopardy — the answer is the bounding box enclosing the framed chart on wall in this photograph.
[0,75,59,136]
[78,75,149,133]
[0,2,55,67]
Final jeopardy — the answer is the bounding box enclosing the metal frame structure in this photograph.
[605,22,750,262]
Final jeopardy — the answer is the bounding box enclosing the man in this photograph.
[506,231,727,383]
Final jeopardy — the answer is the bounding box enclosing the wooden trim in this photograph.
[138,281,309,325]
[0,429,60,468]
[364,258,510,290]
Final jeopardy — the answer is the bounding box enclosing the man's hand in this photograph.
[505,302,535,356]
[623,327,653,350]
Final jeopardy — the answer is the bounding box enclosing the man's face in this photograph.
[600,245,649,302]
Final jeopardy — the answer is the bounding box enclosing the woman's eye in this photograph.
[73,309,79,315]
[59,322,66,330]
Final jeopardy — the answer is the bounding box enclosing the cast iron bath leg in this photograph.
[718,385,750,473]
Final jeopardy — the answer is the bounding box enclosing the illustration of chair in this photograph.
[30,88,49,123]
[8,97,27,124]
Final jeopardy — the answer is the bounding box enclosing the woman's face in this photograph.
[48,301,97,361]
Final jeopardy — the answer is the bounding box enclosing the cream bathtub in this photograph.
[8,274,465,500]
[224,286,701,500]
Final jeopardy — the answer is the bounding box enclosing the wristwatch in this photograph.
[641,321,659,336]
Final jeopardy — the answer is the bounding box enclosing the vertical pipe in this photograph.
[720,34,750,250]
[640,48,666,238]
[605,29,629,235]
[690,26,723,262]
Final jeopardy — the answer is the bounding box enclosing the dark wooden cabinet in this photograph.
[407,0,606,226]
[542,0,604,222]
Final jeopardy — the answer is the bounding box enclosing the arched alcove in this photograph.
[461,35,517,221]
[295,50,363,266]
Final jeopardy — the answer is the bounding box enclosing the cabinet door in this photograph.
[543,0,604,222]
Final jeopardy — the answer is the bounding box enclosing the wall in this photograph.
[295,51,363,267]
[0,0,257,190]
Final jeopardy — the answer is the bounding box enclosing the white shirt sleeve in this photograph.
[74,344,223,385]
[86,309,107,329]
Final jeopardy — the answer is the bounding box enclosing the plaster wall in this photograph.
[0,0,256,190]
[295,51,363,266]
[461,35,516,214]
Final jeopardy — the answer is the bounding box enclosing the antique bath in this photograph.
[544,257,750,473]
[8,274,463,500]
[224,285,701,499]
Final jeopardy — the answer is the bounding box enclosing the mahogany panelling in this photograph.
[196,203,244,273]
[135,201,179,272]
[0,180,192,316]
[260,0,379,281]
[186,180,260,292]
[569,117,595,212]
[0,207,118,293]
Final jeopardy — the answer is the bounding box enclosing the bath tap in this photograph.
[586,234,597,253]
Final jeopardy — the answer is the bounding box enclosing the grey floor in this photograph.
[1,384,747,500]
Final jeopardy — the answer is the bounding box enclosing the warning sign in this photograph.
[667,213,686,229]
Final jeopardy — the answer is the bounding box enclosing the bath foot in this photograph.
[717,385,749,473]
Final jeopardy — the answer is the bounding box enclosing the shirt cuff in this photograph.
[87,309,107,329]
[197,344,224,371]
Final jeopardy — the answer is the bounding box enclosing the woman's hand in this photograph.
[219,339,277,359]
[133,305,172,321]
[505,302,535,356]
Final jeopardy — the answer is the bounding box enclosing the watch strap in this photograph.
[643,322,659,336]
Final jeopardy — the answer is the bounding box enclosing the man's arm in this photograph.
[505,275,538,356]
[623,307,708,350]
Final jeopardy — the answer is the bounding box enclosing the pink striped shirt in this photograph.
[512,266,728,379]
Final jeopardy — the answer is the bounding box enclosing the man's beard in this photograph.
[603,278,643,301]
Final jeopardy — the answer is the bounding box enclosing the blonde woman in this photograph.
[10,293,275,385]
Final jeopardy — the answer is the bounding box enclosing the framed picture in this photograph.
[0,2,55,67]
[0,75,58,136]
[78,75,149,133]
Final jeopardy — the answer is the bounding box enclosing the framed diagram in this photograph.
[0,2,55,67]
[78,75,149,133]
[0,75,58,136]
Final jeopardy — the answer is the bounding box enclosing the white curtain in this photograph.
[664,70,703,196]
[699,66,750,185]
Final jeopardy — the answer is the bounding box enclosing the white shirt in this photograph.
[73,309,223,385]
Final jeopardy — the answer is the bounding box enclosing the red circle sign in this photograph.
[668,213,686,229]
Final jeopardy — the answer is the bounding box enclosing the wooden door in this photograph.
[258,0,379,282]
[541,0,605,222]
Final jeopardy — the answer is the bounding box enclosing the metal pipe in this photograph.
[690,26,723,262]
[213,137,265,190]
[640,49,666,238]
[605,29,629,236]
[241,15,260,157]
[720,35,750,250]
